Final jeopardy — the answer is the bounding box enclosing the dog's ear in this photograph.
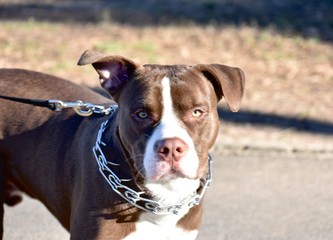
[78,50,139,101]
[194,64,245,112]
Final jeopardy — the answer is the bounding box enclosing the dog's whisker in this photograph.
[136,166,146,178]
[118,155,151,181]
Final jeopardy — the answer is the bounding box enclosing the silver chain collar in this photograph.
[92,114,213,215]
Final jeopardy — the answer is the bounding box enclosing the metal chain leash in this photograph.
[48,99,114,116]
[0,95,115,116]
[92,118,213,215]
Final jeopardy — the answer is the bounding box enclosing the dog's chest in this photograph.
[124,213,198,240]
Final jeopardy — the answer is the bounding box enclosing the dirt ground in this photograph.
[0,1,332,124]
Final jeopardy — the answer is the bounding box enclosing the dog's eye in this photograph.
[192,109,204,118]
[135,110,149,120]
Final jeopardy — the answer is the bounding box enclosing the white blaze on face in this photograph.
[143,76,199,182]
[137,77,201,235]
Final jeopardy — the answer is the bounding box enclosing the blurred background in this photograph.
[1,0,333,239]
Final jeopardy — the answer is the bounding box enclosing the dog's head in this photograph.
[78,50,245,201]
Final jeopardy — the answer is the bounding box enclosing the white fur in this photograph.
[124,219,198,240]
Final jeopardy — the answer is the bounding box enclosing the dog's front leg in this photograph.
[70,217,134,240]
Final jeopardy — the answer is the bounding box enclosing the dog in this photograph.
[0,50,245,240]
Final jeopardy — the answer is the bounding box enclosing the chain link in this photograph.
[92,119,213,215]
[48,100,115,116]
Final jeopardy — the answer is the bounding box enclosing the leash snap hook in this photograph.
[73,101,93,117]
[48,99,65,111]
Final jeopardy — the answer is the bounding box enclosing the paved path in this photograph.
[4,152,333,240]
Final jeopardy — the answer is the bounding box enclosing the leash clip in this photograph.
[48,100,114,117]
[48,99,66,112]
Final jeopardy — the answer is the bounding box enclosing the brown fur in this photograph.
[0,51,244,239]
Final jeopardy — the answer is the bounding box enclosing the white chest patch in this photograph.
[124,213,198,240]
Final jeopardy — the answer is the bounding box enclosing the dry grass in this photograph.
[1,20,332,123]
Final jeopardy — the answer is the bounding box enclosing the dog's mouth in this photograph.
[169,169,191,178]
[152,169,194,182]
[144,158,199,182]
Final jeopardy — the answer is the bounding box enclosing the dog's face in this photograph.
[78,50,244,199]
[117,66,221,182]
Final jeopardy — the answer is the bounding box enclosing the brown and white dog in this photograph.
[0,50,245,239]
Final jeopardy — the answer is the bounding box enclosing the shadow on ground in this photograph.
[218,107,333,136]
[0,0,332,42]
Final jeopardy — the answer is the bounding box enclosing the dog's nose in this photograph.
[155,138,189,162]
